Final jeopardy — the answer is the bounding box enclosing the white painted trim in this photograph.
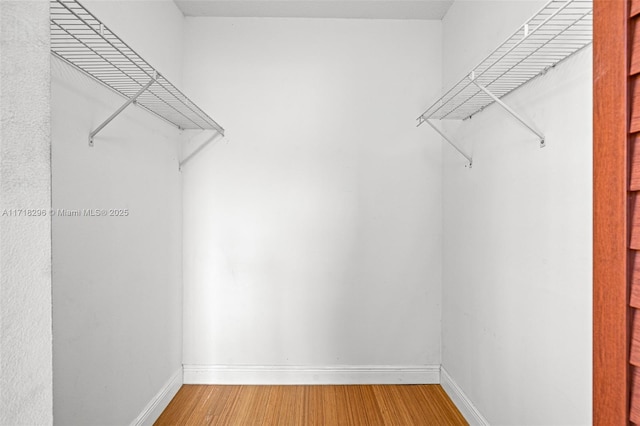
[440,366,490,426]
[131,367,183,426]
[183,365,440,385]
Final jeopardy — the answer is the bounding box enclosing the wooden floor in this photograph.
[155,385,467,425]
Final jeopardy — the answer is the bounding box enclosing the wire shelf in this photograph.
[50,0,224,136]
[418,0,592,123]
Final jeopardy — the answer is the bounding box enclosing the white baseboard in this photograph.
[183,364,440,385]
[440,366,489,426]
[131,367,183,426]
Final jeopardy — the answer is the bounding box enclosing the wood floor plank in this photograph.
[163,385,208,425]
[201,385,238,424]
[416,385,468,425]
[182,385,215,426]
[320,385,341,426]
[301,385,323,425]
[225,386,270,425]
[209,385,243,425]
[354,385,386,425]
[155,384,467,425]
[372,384,420,425]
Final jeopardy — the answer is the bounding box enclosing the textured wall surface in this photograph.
[441,1,592,424]
[0,1,53,425]
[182,18,443,373]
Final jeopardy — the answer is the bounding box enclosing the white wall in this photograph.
[181,18,443,380]
[52,1,185,424]
[441,1,592,425]
[0,1,53,425]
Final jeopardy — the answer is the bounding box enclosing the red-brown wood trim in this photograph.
[629,134,640,190]
[629,76,640,132]
[594,0,630,424]
[632,251,640,308]
[630,18,640,75]
[632,0,640,18]
[631,194,640,249]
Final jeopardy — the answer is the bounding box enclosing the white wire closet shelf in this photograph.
[50,0,225,146]
[417,0,592,167]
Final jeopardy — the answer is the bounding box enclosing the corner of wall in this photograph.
[131,367,183,426]
[440,367,489,426]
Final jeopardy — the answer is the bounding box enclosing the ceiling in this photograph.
[174,0,454,20]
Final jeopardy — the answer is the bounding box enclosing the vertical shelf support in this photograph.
[468,73,545,148]
[89,72,157,146]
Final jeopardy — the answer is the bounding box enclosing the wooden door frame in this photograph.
[593,0,629,424]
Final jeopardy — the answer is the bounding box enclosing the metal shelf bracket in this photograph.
[89,72,157,146]
[51,0,224,147]
[414,0,591,167]
[179,130,224,171]
[468,72,545,148]
[418,116,473,168]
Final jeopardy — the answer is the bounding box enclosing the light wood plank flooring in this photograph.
[155,385,468,425]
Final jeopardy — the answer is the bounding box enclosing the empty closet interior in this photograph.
[49,0,593,424]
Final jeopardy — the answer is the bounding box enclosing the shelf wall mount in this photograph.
[416,0,592,166]
[50,0,225,148]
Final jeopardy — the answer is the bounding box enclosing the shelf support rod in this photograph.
[89,72,157,146]
[179,131,224,171]
[420,117,472,168]
[468,76,545,148]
